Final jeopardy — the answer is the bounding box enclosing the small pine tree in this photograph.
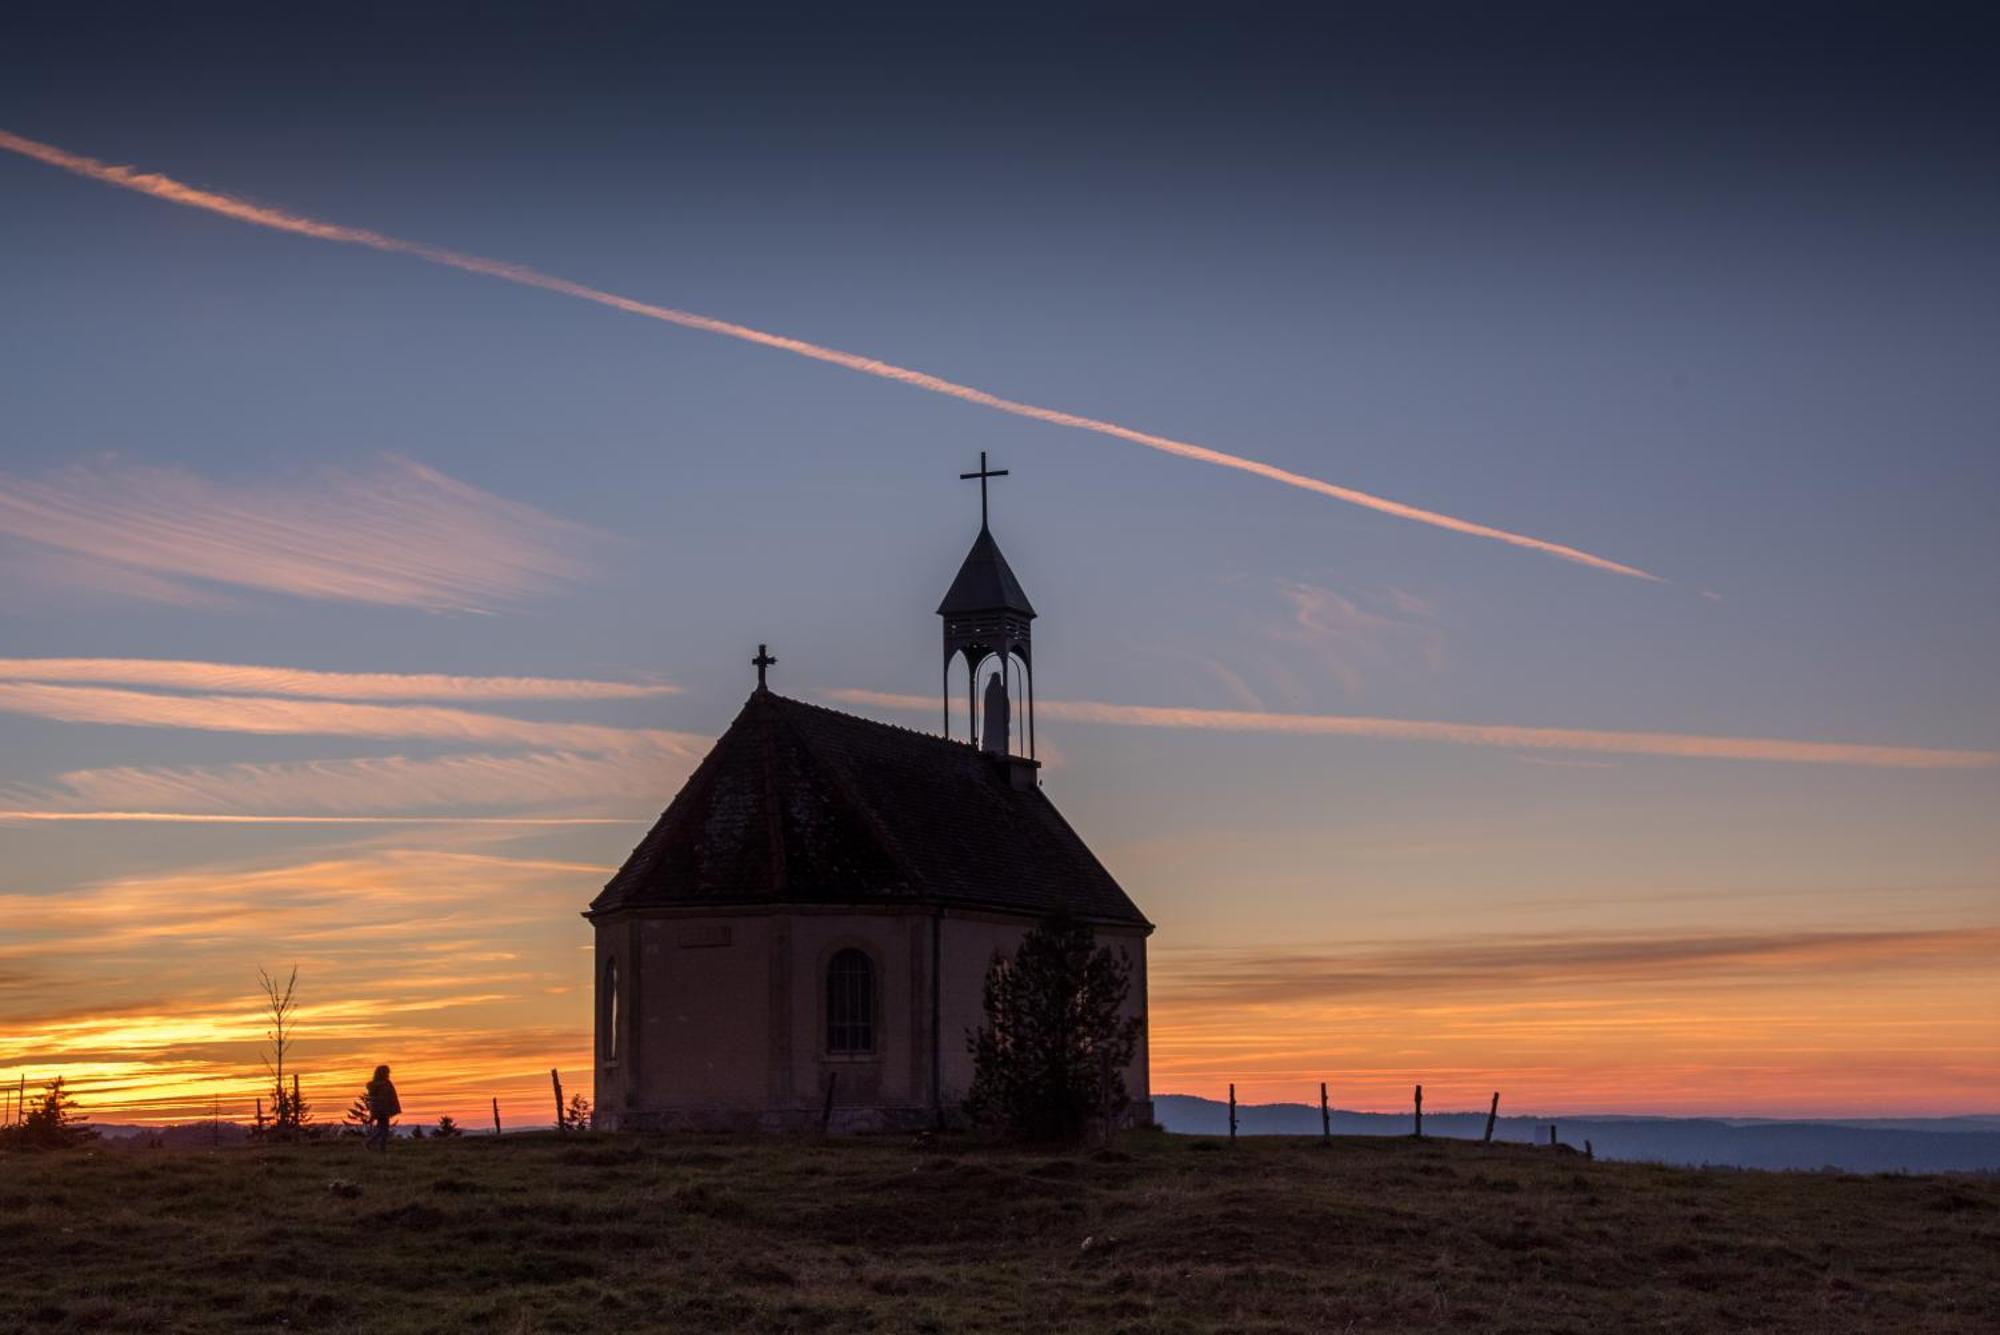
[964,914,1143,1143]
[433,1115,462,1138]
[342,1094,372,1137]
[409,1123,426,1140]
[563,1093,593,1133]
[6,1077,98,1150]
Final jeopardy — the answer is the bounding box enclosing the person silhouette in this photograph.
[365,1064,400,1151]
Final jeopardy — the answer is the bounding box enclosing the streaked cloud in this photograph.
[1515,756,1619,769]
[0,542,243,611]
[0,847,606,947]
[0,658,675,700]
[0,453,596,611]
[2,748,693,818]
[0,681,700,754]
[829,689,1998,769]
[0,127,1654,581]
[0,812,637,825]
[1155,927,2000,1005]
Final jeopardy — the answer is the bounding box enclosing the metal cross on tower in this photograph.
[958,450,1009,528]
[752,643,777,691]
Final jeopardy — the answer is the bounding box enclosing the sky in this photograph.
[2,4,1996,1125]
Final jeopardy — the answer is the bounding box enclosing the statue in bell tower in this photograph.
[981,670,1010,756]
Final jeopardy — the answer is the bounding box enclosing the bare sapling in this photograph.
[256,966,310,1139]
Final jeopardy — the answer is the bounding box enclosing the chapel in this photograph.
[585,460,1153,1131]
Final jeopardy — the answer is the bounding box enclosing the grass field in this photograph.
[3,1130,1996,1332]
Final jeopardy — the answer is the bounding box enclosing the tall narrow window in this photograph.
[826,948,875,1054]
[602,957,619,1064]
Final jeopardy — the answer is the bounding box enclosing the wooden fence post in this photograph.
[1414,1084,1423,1139]
[1319,1081,1330,1143]
[1548,1123,1557,1148]
[1483,1091,1500,1144]
[1228,1083,1237,1143]
[1585,1139,1594,1162]
[550,1068,566,1133]
[492,1098,502,1136]
[820,1071,839,1134]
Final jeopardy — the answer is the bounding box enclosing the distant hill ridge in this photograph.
[1154,1095,2000,1173]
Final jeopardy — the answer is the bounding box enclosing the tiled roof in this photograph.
[591,690,1147,926]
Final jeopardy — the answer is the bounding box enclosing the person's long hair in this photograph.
[372,1064,390,1082]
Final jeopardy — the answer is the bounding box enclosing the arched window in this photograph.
[826,948,875,1054]
[601,957,619,1064]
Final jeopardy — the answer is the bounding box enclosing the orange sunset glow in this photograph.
[7,822,1993,1125]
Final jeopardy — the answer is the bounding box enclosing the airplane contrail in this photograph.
[0,128,1656,580]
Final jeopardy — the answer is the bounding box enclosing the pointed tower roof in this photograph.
[937,525,1036,618]
[590,690,1145,926]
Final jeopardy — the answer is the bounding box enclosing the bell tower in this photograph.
[938,452,1036,759]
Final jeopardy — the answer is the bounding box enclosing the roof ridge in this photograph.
[769,690,980,756]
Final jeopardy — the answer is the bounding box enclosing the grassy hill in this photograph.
[3,1130,1995,1333]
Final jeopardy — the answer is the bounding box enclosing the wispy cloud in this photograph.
[829,689,1999,769]
[0,848,606,948]
[1155,928,2000,1006]
[1267,581,1445,696]
[0,542,243,611]
[0,681,700,754]
[0,658,674,701]
[2,748,693,818]
[0,812,638,825]
[0,128,1654,581]
[1515,756,1619,769]
[0,454,596,610]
